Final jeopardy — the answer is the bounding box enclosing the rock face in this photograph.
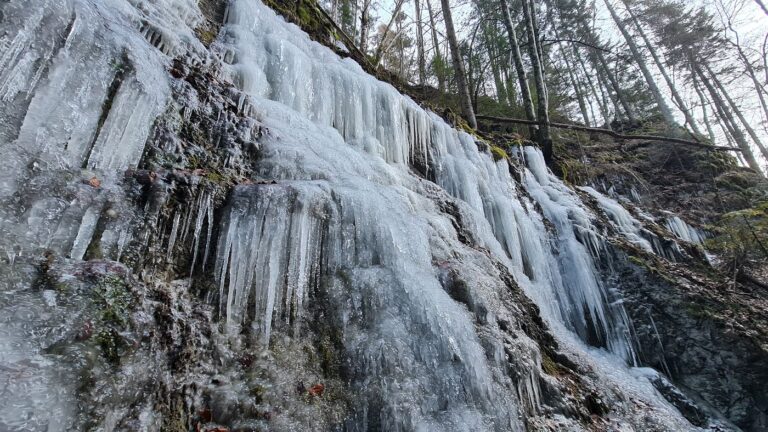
[0,0,765,431]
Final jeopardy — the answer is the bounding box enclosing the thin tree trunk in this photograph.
[604,0,674,127]
[358,0,372,54]
[727,23,768,132]
[503,63,517,109]
[426,0,445,93]
[704,63,768,161]
[483,25,508,106]
[373,0,406,67]
[555,36,590,126]
[439,0,477,128]
[620,0,703,136]
[695,63,762,172]
[574,44,610,125]
[500,0,536,137]
[596,51,636,122]
[414,0,427,84]
[521,0,552,159]
[691,73,717,143]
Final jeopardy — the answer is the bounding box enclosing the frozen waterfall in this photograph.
[0,0,709,430]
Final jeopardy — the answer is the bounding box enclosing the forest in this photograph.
[315,0,768,169]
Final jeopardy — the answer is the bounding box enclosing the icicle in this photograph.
[70,205,101,260]
[166,212,181,262]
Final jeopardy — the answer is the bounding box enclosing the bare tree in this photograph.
[373,0,407,67]
[414,0,427,84]
[439,0,477,128]
[425,0,446,92]
[521,0,552,158]
[500,0,536,136]
[695,62,763,172]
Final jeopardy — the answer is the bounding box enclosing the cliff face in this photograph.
[0,1,766,431]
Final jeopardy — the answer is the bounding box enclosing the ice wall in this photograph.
[212,0,696,429]
[0,0,707,429]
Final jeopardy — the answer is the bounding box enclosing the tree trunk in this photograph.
[503,63,517,109]
[373,0,406,67]
[553,26,590,126]
[604,0,674,128]
[596,51,637,123]
[499,0,536,137]
[728,24,768,133]
[704,63,768,162]
[483,25,508,106]
[358,0,372,54]
[691,73,717,143]
[425,0,445,93]
[414,0,427,85]
[695,63,762,172]
[439,0,477,128]
[620,0,703,136]
[573,44,610,125]
[521,0,552,159]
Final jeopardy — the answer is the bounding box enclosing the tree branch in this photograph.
[475,115,742,152]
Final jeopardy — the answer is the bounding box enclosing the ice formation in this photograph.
[0,0,720,430]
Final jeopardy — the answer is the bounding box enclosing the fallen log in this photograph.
[476,115,742,153]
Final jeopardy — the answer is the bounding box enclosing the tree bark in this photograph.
[695,63,763,172]
[596,51,637,123]
[521,0,552,160]
[691,73,717,143]
[414,0,427,84]
[704,63,768,162]
[482,24,509,106]
[620,0,703,137]
[358,0,372,54]
[604,0,675,127]
[439,0,477,128]
[573,44,610,125]
[373,0,406,67]
[499,0,536,137]
[425,0,445,93]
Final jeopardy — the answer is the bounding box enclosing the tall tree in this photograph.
[414,0,428,84]
[373,0,407,67]
[500,0,536,136]
[695,62,762,172]
[704,63,768,161]
[439,0,478,128]
[603,0,675,127]
[521,0,552,158]
[620,0,703,136]
[358,0,373,54]
[425,0,446,92]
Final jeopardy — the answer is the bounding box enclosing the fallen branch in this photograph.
[476,115,742,152]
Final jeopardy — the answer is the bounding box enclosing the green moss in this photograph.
[204,171,227,184]
[685,303,715,320]
[490,146,508,161]
[540,352,560,376]
[96,328,122,364]
[195,25,218,47]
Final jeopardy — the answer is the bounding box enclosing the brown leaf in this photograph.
[308,383,324,397]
